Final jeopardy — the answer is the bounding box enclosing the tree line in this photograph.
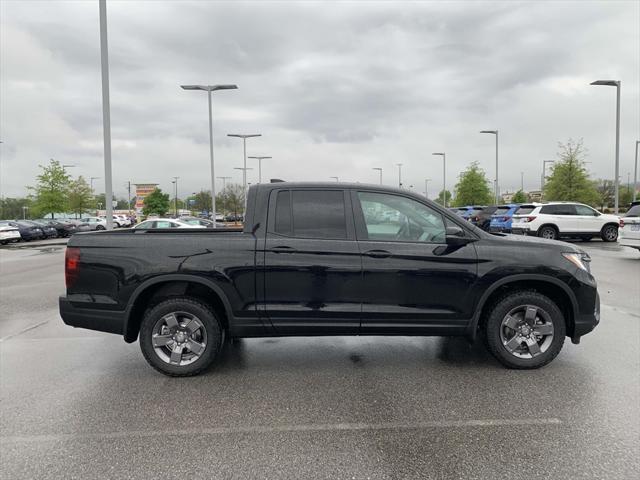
[433,139,634,209]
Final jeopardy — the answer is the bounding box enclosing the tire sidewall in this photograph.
[485,292,566,369]
[139,297,222,376]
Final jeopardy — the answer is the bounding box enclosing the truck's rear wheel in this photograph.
[484,291,565,369]
[139,297,222,377]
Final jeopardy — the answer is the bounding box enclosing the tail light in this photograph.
[65,247,81,289]
[527,216,537,222]
[620,219,624,228]
[501,216,509,222]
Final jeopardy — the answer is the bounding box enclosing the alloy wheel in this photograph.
[499,305,554,359]
[151,312,208,366]
[603,226,617,241]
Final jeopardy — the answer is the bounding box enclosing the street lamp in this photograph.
[171,176,179,217]
[520,171,524,192]
[181,84,238,228]
[432,153,446,207]
[22,205,28,220]
[396,163,403,188]
[590,80,621,213]
[480,130,499,204]
[62,164,76,173]
[372,167,382,185]
[424,179,431,199]
[541,160,555,198]
[247,156,272,183]
[633,140,639,202]
[330,176,339,182]
[217,176,232,216]
[99,0,114,230]
[90,176,101,193]
[228,134,261,199]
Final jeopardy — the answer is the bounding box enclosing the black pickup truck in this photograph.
[60,182,600,376]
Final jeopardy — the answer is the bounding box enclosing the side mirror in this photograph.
[445,226,474,247]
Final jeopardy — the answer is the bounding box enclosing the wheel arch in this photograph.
[536,223,559,236]
[123,274,234,343]
[467,274,578,342]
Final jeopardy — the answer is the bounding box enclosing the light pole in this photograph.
[172,176,179,216]
[541,160,555,199]
[99,0,113,230]
[330,176,339,182]
[590,80,621,213]
[22,205,28,220]
[372,167,382,185]
[217,176,231,216]
[432,153,446,207]
[520,171,524,192]
[90,177,101,193]
[633,140,639,202]
[234,167,253,209]
[181,84,238,227]
[248,156,271,183]
[480,130,499,204]
[396,163,403,188]
[424,178,431,199]
[228,134,261,199]
[62,164,76,173]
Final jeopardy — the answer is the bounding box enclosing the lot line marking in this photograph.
[0,418,562,444]
[0,320,49,343]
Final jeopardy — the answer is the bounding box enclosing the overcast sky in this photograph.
[1,0,639,200]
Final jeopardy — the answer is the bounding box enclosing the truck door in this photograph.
[352,190,478,335]
[261,188,362,335]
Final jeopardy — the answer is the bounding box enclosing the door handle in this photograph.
[363,249,392,259]
[271,245,296,253]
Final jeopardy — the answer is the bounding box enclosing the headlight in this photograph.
[562,252,591,272]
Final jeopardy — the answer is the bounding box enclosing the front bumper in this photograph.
[59,296,125,336]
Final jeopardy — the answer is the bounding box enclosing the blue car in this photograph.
[489,204,520,233]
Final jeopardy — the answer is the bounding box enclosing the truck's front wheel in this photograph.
[484,291,566,369]
[139,297,222,377]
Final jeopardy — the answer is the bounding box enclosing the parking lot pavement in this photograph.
[1,243,638,479]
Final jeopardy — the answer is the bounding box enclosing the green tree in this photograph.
[186,190,212,213]
[511,190,527,203]
[219,183,245,217]
[142,188,170,216]
[544,139,599,206]
[594,179,615,210]
[68,176,95,218]
[434,190,452,207]
[620,185,633,208]
[115,198,130,210]
[453,162,493,206]
[0,197,32,219]
[28,159,70,218]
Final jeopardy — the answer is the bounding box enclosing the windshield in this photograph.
[493,207,511,216]
[515,205,536,215]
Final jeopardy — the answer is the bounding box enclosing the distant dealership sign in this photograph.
[134,183,159,213]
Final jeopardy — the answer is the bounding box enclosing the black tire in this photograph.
[484,290,566,369]
[600,224,618,242]
[139,297,223,377]
[96,225,105,231]
[538,225,558,240]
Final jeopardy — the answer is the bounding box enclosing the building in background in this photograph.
[134,183,158,214]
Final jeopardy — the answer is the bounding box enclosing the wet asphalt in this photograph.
[0,241,638,479]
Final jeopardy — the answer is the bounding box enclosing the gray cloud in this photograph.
[1,0,638,200]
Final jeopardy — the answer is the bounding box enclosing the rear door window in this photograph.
[273,189,347,240]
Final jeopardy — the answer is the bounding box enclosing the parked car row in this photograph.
[0,219,91,244]
[448,201,640,248]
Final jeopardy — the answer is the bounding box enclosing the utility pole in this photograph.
[99,0,114,230]
[217,176,231,216]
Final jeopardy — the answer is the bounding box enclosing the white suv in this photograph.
[510,202,620,242]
